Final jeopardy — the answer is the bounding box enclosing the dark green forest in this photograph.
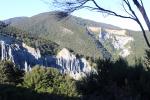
[1,50,150,100]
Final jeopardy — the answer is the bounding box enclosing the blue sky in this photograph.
[0,0,50,19]
[0,0,149,30]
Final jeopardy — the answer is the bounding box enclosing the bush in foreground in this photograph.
[0,61,24,85]
[22,65,79,97]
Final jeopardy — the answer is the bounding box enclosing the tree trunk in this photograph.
[133,0,150,31]
[136,19,150,47]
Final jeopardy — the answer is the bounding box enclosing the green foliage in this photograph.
[1,57,150,100]
[0,61,24,85]
[128,31,150,64]
[144,49,150,69]
[0,26,60,56]
[22,65,79,97]
[77,58,150,100]
[0,62,79,100]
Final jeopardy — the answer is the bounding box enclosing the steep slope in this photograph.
[0,25,60,56]
[0,26,94,80]
[128,30,150,59]
[6,11,121,58]
[87,26,150,64]
[56,48,94,80]
[87,27,134,58]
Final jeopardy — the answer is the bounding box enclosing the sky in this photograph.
[0,0,150,31]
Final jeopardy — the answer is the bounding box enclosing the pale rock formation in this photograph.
[88,27,134,57]
[56,48,93,80]
[99,27,134,57]
[0,35,93,80]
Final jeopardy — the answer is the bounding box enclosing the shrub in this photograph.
[22,65,79,97]
[0,61,24,85]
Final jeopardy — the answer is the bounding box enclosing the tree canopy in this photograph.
[22,65,79,97]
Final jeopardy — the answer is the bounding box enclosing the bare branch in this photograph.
[121,1,135,18]
[123,0,150,47]
[91,0,135,20]
[65,0,89,12]
[133,0,150,31]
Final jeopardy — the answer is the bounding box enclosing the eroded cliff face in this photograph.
[56,48,93,80]
[0,35,93,80]
[87,27,134,58]
[0,35,43,72]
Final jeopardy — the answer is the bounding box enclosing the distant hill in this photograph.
[5,12,121,58]
[5,11,150,62]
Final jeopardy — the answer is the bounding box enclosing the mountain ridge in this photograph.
[4,11,122,59]
[4,11,150,64]
[5,11,121,29]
